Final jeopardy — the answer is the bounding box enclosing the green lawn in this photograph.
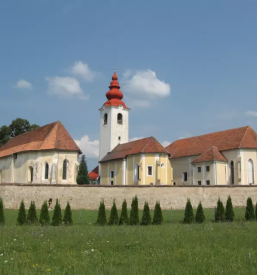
[1,208,257,274]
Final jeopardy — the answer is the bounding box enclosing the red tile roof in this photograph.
[0,121,82,158]
[99,137,169,163]
[166,126,257,159]
[89,166,99,180]
[191,146,227,163]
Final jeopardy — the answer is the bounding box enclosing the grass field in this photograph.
[1,208,257,274]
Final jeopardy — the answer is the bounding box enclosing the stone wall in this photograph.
[1,184,257,210]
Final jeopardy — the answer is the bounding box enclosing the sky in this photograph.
[0,0,257,171]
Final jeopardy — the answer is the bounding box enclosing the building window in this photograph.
[110,171,114,178]
[63,160,68,180]
[230,161,234,184]
[29,166,33,182]
[118,136,121,141]
[104,113,108,125]
[198,181,201,185]
[117,113,123,124]
[247,159,254,184]
[147,166,153,176]
[45,163,49,179]
[137,165,140,180]
[182,172,187,182]
[206,166,210,172]
[111,180,114,185]
[198,167,201,173]
[206,180,210,185]
[13,153,17,159]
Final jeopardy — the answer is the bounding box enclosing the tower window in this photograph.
[117,113,123,124]
[118,136,121,141]
[104,113,108,125]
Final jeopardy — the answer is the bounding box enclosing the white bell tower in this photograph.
[99,70,130,161]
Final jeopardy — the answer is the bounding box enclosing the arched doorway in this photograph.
[248,159,254,184]
[28,166,33,183]
[230,161,234,185]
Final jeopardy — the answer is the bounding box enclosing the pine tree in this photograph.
[63,202,73,225]
[195,202,205,223]
[17,200,26,225]
[152,201,163,225]
[245,197,255,221]
[51,199,62,226]
[119,199,129,225]
[183,199,194,224]
[0,198,5,225]
[215,198,225,222]
[27,201,38,224]
[225,196,235,222]
[255,203,257,221]
[76,155,90,185]
[130,196,139,225]
[141,201,151,225]
[39,201,50,226]
[96,200,107,225]
[108,200,119,225]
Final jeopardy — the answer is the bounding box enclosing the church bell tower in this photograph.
[99,70,130,161]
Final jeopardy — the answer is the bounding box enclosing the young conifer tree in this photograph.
[63,202,73,225]
[245,197,255,221]
[76,155,90,185]
[183,199,194,224]
[17,200,27,225]
[39,201,50,226]
[27,201,38,224]
[130,196,139,225]
[255,203,257,221]
[96,200,107,225]
[215,198,225,222]
[108,200,119,225]
[141,201,151,225]
[152,201,163,225]
[119,199,129,225]
[51,199,62,226]
[195,202,205,223]
[225,196,235,222]
[0,198,5,225]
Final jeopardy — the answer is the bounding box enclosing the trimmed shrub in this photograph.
[183,199,194,224]
[130,196,139,225]
[141,201,151,225]
[119,199,129,225]
[39,201,50,226]
[27,201,38,224]
[0,198,5,225]
[96,200,107,225]
[63,202,73,225]
[76,154,90,185]
[108,200,119,225]
[17,200,26,225]
[245,197,255,221]
[51,199,62,226]
[215,198,225,222]
[152,201,163,225]
[225,196,234,222]
[195,202,205,223]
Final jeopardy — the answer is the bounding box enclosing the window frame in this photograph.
[62,159,68,180]
[206,180,210,185]
[147,165,153,177]
[197,167,201,173]
[206,166,210,172]
[103,113,108,125]
[110,170,114,179]
[117,113,123,125]
[182,172,188,182]
[44,162,49,180]
[198,181,201,186]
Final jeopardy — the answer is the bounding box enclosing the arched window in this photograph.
[230,161,234,184]
[248,159,254,184]
[45,163,49,180]
[28,166,33,183]
[117,113,123,124]
[104,113,108,125]
[63,160,68,180]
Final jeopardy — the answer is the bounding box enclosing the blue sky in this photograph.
[1,0,257,170]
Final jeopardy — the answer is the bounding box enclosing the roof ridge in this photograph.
[141,137,151,153]
[54,121,61,149]
[39,122,59,150]
[239,126,250,148]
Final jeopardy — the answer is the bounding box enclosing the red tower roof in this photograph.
[102,71,129,109]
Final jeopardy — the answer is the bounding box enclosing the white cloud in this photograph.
[245,111,257,117]
[129,137,145,142]
[162,141,170,147]
[15,79,32,90]
[46,76,88,99]
[71,61,96,82]
[75,135,99,158]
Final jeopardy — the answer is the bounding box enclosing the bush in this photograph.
[96,200,107,225]
[195,202,205,223]
[63,202,73,225]
[130,196,139,225]
[0,198,5,225]
[183,199,194,224]
[225,196,234,222]
[245,197,255,221]
[51,199,62,226]
[109,200,119,225]
[27,201,38,224]
[215,198,225,222]
[119,199,129,225]
[77,154,90,185]
[39,201,50,226]
[17,200,26,225]
[141,201,151,225]
[152,201,163,225]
